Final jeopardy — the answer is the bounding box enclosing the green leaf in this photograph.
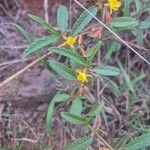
[123,0,130,16]
[50,60,76,80]
[61,112,89,125]
[105,41,121,63]
[135,0,142,13]
[87,41,103,64]
[136,30,144,45]
[102,77,120,98]
[118,61,135,94]
[110,17,138,28]
[71,6,98,36]
[70,97,82,115]
[23,35,58,58]
[62,136,93,150]
[55,93,70,102]
[46,93,59,132]
[131,74,145,86]
[93,65,120,76]
[49,47,87,65]
[88,100,104,116]
[70,59,83,70]
[112,133,130,149]
[14,24,54,71]
[125,133,150,150]
[57,5,68,32]
[28,14,60,35]
[13,24,33,43]
[138,20,150,30]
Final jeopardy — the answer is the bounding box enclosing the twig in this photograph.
[44,0,49,23]
[0,57,34,67]
[88,125,114,150]
[0,52,51,88]
[12,138,37,143]
[0,45,27,49]
[22,120,39,140]
[0,43,64,88]
[69,0,72,30]
[0,3,17,20]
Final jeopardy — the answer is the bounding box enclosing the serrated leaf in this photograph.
[70,97,82,115]
[49,47,87,65]
[23,35,58,58]
[28,14,60,35]
[138,20,150,30]
[71,6,98,36]
[46,93,59,132]
[87,41,103,64]
[110,17,138,28]
[70,59,83,70]
[55,93,70,102]
[62,136,93,150]
[93,65,120,76]
[123,0,130,16]
[61,112,89,125]
[14,24,53,71]
[13,24,33,43]
[57,5,68,32]
[125,133,150,150]
[50,60,76,80]
[88,100,104,116]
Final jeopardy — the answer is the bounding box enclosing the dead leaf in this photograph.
[88,27,102,39]
[105,11,112,24]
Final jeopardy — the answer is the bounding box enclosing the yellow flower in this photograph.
[76,69,90,83]
[106,0,121,14]
[63,36,77,48]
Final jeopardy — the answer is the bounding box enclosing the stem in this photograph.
[0,52,51,88]
[88,125,114,150]
[35,51,53,73]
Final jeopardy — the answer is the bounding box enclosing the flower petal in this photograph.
[115,1,121,8]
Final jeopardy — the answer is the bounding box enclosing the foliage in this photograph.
[57,5,68,32]
[71,6,98,36]
[62,136,93,150]
[125,133,150,150]
[15,1,150,149]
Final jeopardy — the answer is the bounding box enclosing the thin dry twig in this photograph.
[22,120,39,140]
[0,52,51,88]
[44,0,49,23]
[0,43,64,88]
[88,125,114,150]
[12,138,37,143]
[0,57,34,67]
[0,3,17,20]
